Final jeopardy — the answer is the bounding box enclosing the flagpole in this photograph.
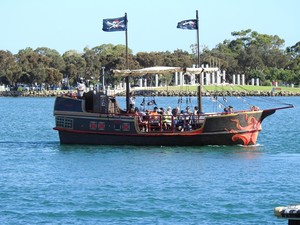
[196,10,202,113]
[125,12,128,69]
[124,12,130,112]
[196,10,200,68]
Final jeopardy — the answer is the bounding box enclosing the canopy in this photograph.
[112,66,219,77]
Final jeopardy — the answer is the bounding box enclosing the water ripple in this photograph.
[0,97,299,224]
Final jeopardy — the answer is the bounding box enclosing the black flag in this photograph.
[103,16,127,32]
[177,19,198,30]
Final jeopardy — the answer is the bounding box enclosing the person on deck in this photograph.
[77,80,86,97]
[129,94,136,112]
[134,107,148,132]
[172,107,179,117]
[223,106,234,113]
[193,106,199,115]
[192,106,199,127]
[172,107,180,127]
[149,107,160,130]
[185,106,191,114]
[159,107,164,115]
[150,107,159,120]
[162,106,173,130]
[182,107,192,131]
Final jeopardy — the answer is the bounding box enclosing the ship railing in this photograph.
[135,114,205,133]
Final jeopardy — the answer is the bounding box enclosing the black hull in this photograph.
[57,130,253,146]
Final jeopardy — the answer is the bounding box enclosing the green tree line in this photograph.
[0,29,299,89]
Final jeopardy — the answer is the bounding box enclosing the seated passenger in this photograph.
[150,106,159,118]
[179,109,192,131]
[134,108,148,132]
[250,105,259,111]
[185,106,191,114]
[177,110,185,131]
[159,107,164,115]
[172,107,179,117]
[223,106,234,113]
[162,106,173,130]
[171,107,179,128]
[149,106,160,130]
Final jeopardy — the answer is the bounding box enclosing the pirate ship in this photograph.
[53,11,293,146]
[53,66,293,146]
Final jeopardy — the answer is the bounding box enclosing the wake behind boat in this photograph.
[53,66,293,146]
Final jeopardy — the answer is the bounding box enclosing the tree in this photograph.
[136,52,163,67]
[166,49,194,67]
[287,42,300,84]
[82,47,101,85]
[44,68,63,86]
[287,42,300,71]
[16,48,49,85]
[0,31,299,88]
[90,44,138,87]
[34,47,65,71]
[0,50,22,85]
[62,50,86,85]
[208,41,239,74]
[209,29,291,83]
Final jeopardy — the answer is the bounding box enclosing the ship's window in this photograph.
[114,120,121,130]
[114,124,121,130]
[56,117,73,129]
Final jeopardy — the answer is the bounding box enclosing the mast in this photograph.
[124,13,130,112]
[196,10,202,113]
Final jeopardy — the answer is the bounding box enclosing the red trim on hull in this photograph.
[53,127,203,137]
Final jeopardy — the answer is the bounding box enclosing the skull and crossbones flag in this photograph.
[177,19,198,30]
[103,16,127,32]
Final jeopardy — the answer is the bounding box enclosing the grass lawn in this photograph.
[153,85,300,93]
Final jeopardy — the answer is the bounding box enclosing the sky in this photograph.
[0,0,299,55]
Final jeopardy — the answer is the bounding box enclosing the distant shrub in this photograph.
[262,80,272,86]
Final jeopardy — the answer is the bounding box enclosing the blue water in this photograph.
[0,96,299,224]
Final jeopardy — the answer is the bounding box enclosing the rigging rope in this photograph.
[234,85,293,106]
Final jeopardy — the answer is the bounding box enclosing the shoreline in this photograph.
[1,89,300,97]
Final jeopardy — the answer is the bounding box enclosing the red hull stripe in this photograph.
[53,127,203,137]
